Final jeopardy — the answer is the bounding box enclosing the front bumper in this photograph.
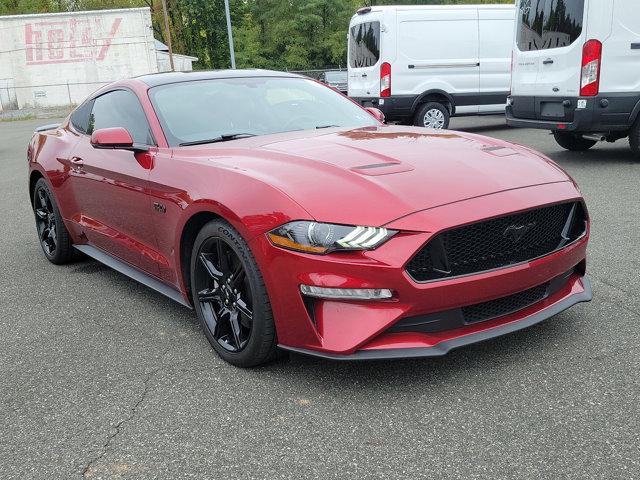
[249,182,590,360]
[281,276,592,360]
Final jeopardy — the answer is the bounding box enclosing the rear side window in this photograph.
[517,0,585,51]
[349,21,380,68]
[70,100,93,133]
[88,89,154,145]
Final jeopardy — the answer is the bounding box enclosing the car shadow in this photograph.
[258,311,583,396]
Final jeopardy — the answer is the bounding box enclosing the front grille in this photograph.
[462,282,549,324]
[406,202,586,282]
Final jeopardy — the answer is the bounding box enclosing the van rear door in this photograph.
[348,15,383,98]
[512,0,546,103]
[534,0,587,98]
[512,0,587,121]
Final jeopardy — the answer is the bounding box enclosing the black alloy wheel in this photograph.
[191,220,277,367]
[33,178,75,264]
[35,187,57,256]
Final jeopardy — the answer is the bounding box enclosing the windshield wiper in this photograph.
[315,124,340,129]
[179,133,257,146]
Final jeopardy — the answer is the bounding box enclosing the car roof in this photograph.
[136,69,303,87]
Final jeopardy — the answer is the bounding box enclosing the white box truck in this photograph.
[347,4,515,129]
[506,0,640,156]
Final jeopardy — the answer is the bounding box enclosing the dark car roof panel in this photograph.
[136,69,303,87]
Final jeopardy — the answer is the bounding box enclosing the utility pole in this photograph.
[224,0,236,69]
[161,0,175,71]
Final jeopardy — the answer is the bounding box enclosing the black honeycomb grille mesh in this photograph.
[406,202,585,282]
[462,282,549,324]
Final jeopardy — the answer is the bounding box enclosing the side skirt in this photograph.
[74,244,192,309]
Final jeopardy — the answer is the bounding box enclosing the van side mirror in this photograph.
[365,107,385,123]
[91,127,149,153]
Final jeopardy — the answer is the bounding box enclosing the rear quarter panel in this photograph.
[29,122,81,237]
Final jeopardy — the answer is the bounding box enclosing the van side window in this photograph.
[88,90,155,145]
[517,0,584,51]
[349,22,381,68]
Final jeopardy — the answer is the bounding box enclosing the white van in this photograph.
[347,4,515,129]
[507,0,640,155]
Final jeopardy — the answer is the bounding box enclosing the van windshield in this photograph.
[517,0,585,52]
[349,22,380,68]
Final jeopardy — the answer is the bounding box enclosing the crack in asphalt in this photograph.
[79,358,167,478]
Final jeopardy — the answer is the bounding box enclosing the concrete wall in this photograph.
[157,51,198,73]
[0,8,158,110]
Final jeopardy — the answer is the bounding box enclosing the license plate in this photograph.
[540,102,565,118]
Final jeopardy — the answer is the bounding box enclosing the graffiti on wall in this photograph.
[25,17,122,65]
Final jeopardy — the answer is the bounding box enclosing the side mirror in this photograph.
[90,127,148,153]
[365,107,385,124]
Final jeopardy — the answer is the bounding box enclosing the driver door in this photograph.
[66,89,159,275]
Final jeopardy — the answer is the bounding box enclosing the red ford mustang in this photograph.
[28,70,592,367]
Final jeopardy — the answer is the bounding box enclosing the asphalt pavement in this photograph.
[1,116,638,479]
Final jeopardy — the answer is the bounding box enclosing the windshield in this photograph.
[149,77,378,146]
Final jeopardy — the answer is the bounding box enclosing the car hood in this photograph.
[200,126,571,227]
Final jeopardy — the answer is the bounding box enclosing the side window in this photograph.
[70,100,94,133]
[88,90,154,145]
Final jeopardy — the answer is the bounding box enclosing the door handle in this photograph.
[361,73,368,78]
[632,43,640,50]
[543,59,554,65]
[69,157,84,172]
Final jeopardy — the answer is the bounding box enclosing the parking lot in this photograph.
[1,116,639,479]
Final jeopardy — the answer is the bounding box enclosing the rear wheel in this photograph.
[629,118,640,158]
[190,220,277,367]
[414,102,450,130]
[553,132,597,151]
[33,178,75,264]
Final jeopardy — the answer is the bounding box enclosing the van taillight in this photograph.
[380,62,391,98]
[580,40,602,97]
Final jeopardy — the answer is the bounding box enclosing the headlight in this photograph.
[267,221,397,254]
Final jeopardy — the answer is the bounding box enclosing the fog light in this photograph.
[300,284,393,300]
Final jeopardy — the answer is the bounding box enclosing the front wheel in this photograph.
[414,102,450,130]
[553,132,597,151]
[190,220,277,367]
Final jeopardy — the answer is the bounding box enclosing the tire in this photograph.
[414,102,450,129]
[33,178,75,264]
[629,118,640,158]
[553,132,597,151]
[190,220,277,367]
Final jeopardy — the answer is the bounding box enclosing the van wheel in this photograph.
[414,102,450,129]
[629,118,640,158]
[553,132,597,151]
